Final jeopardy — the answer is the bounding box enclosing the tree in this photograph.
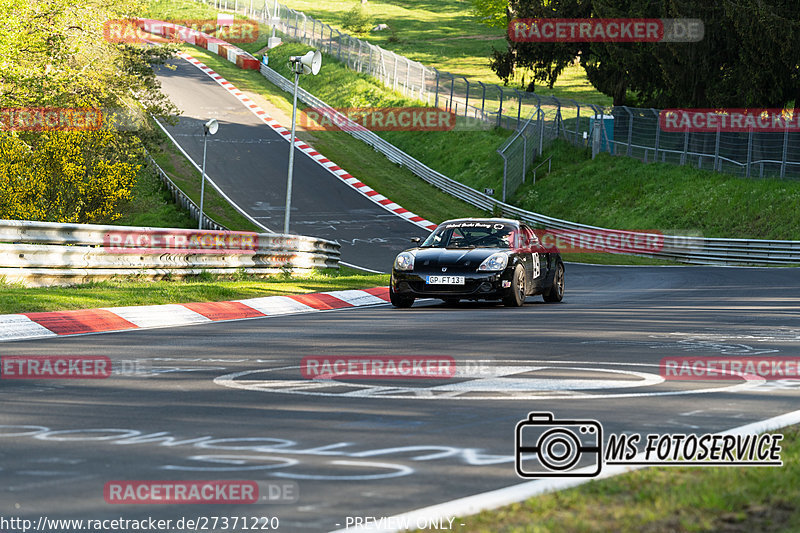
[0,0,178,223]
[476,0,800,109]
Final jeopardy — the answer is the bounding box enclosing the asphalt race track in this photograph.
[2,264,800,531]
[2,55,799,532]
[153,59,429,272]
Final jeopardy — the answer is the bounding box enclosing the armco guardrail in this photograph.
[145,153,227,231]
[0,220,341,286]
[259,64,800,266]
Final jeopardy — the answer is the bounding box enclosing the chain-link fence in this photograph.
[201,0,800,197]
[608,106,800,179]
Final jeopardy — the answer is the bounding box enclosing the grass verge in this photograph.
[514,140,800,240]
[0,267,388,314]
[259,0,610,105]
[460,425,800,533]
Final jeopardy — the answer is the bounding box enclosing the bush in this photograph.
[342,3,374,34]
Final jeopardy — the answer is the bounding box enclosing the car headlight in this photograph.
[478,252,508,271]
[394,251,415,271]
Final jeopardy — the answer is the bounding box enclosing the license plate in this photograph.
[426,275,465,285]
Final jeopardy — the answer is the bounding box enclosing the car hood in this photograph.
[410,247,504,269]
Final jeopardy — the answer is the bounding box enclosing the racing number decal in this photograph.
[532,253,540,278]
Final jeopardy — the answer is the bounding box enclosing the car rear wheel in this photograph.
[543,262,565,303]
[390,286,415,308]
[503,264,526,307]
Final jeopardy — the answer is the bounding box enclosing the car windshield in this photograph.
[421,221,516,248]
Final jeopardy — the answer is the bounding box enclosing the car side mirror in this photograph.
[411,237,421,243]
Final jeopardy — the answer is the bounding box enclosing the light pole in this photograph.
[199,118,219,230]
[283,50,322,234]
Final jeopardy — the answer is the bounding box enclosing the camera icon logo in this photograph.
[515,412,603,478]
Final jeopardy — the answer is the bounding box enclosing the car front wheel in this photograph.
[390,286,415,308]
[503,264,526,307]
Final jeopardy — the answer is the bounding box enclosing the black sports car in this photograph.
[390,218,565,308]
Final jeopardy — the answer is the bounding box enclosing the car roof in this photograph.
[438,218,521,227]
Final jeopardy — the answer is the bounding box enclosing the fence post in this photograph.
[681,127,689,165]
[624,106,633,157]
[714,123,721,171]
[502,157,508,202]
[746,128,753,178]
[434,68,440,109]
[478,81,486,116]
[405,58,412,97]
[497,89,504,128]
[538,107,544,155]
[393,53,399,91]
[522,133,527,184]
[448,75,455,112]
[464,77,470,117]
[570,99,580,144]
[781,122,789,178]
[651,108,660,162]
[346,35,352,66]
[513,89,523,128]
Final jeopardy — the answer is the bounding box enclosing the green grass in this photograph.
[0,267,388,314]
[264,0,610,105]
[115,162,197,229]
[460,425,800,533]
[514,140,800,240]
